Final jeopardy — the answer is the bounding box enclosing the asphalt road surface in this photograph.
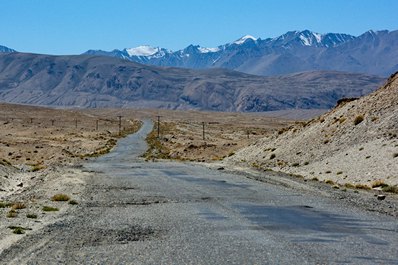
[1,120,397,264]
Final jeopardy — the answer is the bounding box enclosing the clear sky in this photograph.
[1,0,397,55]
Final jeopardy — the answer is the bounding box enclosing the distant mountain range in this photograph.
[0,53,384,111]
[84,29,398,77]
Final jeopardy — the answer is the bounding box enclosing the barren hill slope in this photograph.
[0,52,383,111]
[227,72,398,187]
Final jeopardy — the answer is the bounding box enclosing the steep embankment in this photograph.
[228,72,398,188]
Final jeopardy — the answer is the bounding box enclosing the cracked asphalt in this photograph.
[1,120,397,264]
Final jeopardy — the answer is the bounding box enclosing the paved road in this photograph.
[1,120,397,264]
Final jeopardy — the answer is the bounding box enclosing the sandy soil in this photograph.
[0,103,145,252]
[107,109,295,162]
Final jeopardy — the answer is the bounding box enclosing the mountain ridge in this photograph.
[0,52,384,111]
[84,29,398,77]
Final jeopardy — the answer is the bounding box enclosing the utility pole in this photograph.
[30,118,33,124]
[156,115,161,139]
[202,122,205,140]
[75,119,78,129]
[96,119,99,131]
[117,115,122,136]
[51,119,55,126]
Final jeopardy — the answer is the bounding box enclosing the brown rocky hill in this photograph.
[0,52,384,111]
[227,72,398,187]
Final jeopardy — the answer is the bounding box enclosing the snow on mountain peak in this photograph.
[234,35,258,45]
[198,47,220,53]
[126,45,159,56]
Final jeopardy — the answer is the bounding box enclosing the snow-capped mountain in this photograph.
[0,45,15,53]
[84,29,398,76]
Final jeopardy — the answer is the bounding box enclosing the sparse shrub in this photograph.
[269,153,276,159]
[325,171,332,174]
[336,171,343,175]
[325,179,335,185]
[68,200,78,205]
[371,179,388,188]
[355,184,371,190]
[227,152,235,157]
[11,203,26,210]
[8,226,31,234]
[366,156,371,159]
[292,162,299,167]
[332,185,340,189]
[393,153,398,158]
[339,117,346,124]
[51,194,70,202]
[344,183,355,189]
[353,115,364,125]
[359,147,364,151]
[12,227,25,234]
[42,206,59,212]
[303,161,309,165]
[323,139,329,144]
[382,185,398,194]
[311,177,319,181]
[26,213,38,219]
[6,209,17,218]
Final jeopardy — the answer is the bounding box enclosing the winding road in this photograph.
[1,120,397,264]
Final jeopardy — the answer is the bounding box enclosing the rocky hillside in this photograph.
[227,72,398,187]
[0,52,383,111]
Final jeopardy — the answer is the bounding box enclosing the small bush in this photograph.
[382,185,398,194]
[269,153,276,159]
[304,161,309,165]
[292,162,299,167]
[11,202,26,210]
[371,179,388,188]
[26,213,38,219]
[6,209,17,218]
[42,206,59,212]
[325,171,332,174]
[8,226,31,234]
[355,184,371,190]
[311,177,319,181]
[325,179,335,185]
[336,171,343,175]
[332,185,340,189]
[353,115,364,125]
[344,183,355,189]
[393,153,398,158]
[68,200,78,205]
[51,194,70,202]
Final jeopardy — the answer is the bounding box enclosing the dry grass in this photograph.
[353,115,364,125]
[51,194,70,202]
[371,179,388,188]
[355,184,371,190]
[42,206,59,212]
[11,202,26,210]
[6,209,17,218]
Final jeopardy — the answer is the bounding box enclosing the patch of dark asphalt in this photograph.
[221,166,398,217]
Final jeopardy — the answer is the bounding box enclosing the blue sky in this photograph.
[1,0,397,55]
